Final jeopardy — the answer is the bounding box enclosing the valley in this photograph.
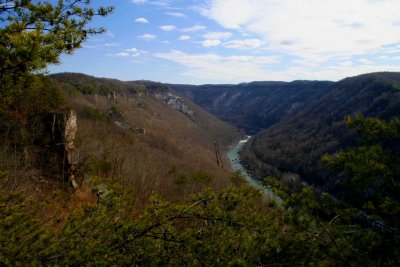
[1,70,399,265]
[226,136,282,203]
[173,72,400,193]
[46,71,400,205]
[49,73,244,203]
[2,1,399,265]
[49,71,400,204]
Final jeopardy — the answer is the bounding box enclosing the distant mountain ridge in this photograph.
[51,72,400,191]
[50,73,243,202]
[241,72,400,188]
[171,72,400,189]
[171,80,333,133]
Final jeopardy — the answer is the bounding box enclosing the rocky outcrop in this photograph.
[171,81,333,133]
[107,106,146,134]
[64,110,79,188]
[153,91,195,121]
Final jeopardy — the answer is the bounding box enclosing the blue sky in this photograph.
[49,0,400,84]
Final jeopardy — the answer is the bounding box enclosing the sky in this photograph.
[49,0,400,84]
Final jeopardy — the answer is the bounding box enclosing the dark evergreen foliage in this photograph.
[241,73,400,189]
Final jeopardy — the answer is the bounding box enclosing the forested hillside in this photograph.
[241,72,400,189]
[172,80,332,133]
[172,72,400,192]
[49,72,243,202]
[1,1,399,265]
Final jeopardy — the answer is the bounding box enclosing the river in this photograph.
[226,136,282,204]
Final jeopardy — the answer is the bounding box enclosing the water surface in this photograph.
[226,136,282,204]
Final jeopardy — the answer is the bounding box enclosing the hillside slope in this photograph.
[51,73,243,202]
[171,81,333,133]
[240,72,400,189]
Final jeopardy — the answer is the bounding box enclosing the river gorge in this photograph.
[226,136,282,204]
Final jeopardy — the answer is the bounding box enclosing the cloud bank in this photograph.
[203,0,400,60]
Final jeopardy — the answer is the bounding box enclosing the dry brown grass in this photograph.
[63,85,242,206]
[0,75,242,221]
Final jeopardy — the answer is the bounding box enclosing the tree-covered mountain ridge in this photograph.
[2,71,399,265]
[171,79,333,134]
[3,1,398,264]
[241,72,400,189]
[48,72,242,201]
[171,72,400,188]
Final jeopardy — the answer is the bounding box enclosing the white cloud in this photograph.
[339,61,353,67]
[203,0,400,60]
[82,44,106,50]
[107,48,146,58]
[115,52,130,57]
[358,58,373,65]
[203,0,255,29]
[131,0,172,7]
[153,50,280,83]
[223,39,261,49]
[203,31,232,40]
[201,39,221,47]
[181,24,206,33]
[138,34,157,41]
[131,0,147,4]
[155,49,400,82]
[293,64,400,82]
[166,12,187,18]
[135,17,149,23]
[126,48,139,53]
[104,43,120,47]
[150,0,172,7]
[160,25,176,31]
[179,35,191,41]
[105,31,115,37]
[383,48,400,54]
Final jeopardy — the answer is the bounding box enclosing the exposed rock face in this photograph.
[108,107,129,129]
[129,81,196,121]
[64,110,79,188]
[107,107,146,134]
[153,91,195,121]
[171,81,333,133]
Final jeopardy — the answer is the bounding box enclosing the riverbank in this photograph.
[226,136,282,204]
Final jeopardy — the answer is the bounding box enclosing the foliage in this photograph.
[0,1,112,186]
[1,173,399,266]
[173,80,333,134]
[240,72,400,187]
[0,0,113,77]
[323,115,400,229]
[169,166,213,186]
[0,189,54,265]
[51,72,147,96]
[265,175,400,266]
[0,0,113,114]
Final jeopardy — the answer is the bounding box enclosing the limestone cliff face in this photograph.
[153,91,195,121]
[128,81,196,121]
[171,81,333,134]
[64,110,79,188]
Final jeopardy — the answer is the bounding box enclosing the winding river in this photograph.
[226,137,395,231]
[227,136,282,204]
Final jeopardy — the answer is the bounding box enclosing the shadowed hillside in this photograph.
[2,1,399,264]
[38,73,243,203]
[170,72,400,192]
[240,72,400,189]
[171,80,333,134]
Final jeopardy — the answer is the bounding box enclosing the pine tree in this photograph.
[323,115,400,229]
[0,0,113,116]
[0,0,113,78]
